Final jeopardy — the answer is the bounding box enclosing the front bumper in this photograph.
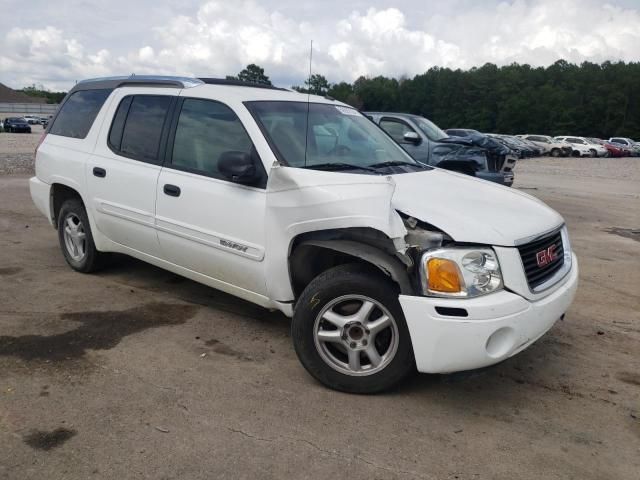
[399,253,578,373]
[475,171,514,187]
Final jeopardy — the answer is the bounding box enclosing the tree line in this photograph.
[233,60,640,139]
[20,60,640,138]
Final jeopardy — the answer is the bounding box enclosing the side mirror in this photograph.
[218,151,260,185]
[403,131,421,145]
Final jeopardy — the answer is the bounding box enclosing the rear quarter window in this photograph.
[49,89,112,139]
[108,95,173,164]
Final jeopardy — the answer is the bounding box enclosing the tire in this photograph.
[589,149,597,158]
[550,148,561,157]
[292,263,415,393]
[57,198,107,273]
[572,150,580,157]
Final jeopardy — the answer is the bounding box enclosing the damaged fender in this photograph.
[264,165,408,302]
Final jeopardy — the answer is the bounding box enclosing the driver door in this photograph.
[378,117,428,163]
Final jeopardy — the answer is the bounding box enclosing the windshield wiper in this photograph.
[301,162,378,173]
[368,160,427,169]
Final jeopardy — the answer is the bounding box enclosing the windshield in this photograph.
[246,101,422,171]
[414,117,448,141]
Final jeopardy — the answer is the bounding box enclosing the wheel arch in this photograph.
[288,228,414,300]
[50,182,85,229]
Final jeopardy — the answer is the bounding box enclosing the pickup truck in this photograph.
[30,75,579,393]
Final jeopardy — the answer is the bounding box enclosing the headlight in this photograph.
[419,247,503,298]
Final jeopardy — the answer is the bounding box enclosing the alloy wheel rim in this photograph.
[63,213,87,261]
[313,294,399,376]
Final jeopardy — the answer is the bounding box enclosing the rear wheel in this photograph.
[57,199,107,273]
[292,264,415,393]
[550,148,561,157]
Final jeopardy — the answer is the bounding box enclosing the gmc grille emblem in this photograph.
[536,244,558,267]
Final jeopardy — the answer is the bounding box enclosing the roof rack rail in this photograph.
[198,78,288,91]
[75,75,203,90]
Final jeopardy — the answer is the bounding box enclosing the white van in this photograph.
[30,76,578,393]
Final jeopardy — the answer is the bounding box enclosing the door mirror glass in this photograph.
[218,151,259,184]
[403,131,421,145]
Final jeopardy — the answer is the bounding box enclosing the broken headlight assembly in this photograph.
[419,247,503,298]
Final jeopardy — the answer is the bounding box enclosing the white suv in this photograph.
[518,135,572,157]
[554,136,606,157]
[30,76,579,393]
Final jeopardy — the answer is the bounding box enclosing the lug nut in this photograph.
[362,339,368,346]
[350,342,356,348]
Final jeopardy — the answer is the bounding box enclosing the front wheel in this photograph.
[550,148,561,157]
[292,264,415,393]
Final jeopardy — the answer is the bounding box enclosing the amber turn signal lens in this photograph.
[427,258,463,293]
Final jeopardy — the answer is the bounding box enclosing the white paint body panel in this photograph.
[400,254,578,373]
[29,80,580,376]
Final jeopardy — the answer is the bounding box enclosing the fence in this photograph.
[0,103,59,115]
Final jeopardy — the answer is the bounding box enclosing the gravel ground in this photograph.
[0,136,639,479]
[0,129,43,174]
[516,156,640,182]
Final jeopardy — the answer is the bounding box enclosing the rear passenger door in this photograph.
[87,89,176,257]
[155,97,268,298]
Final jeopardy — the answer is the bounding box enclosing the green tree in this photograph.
[21,85,66,104]
[315,60,640,139]
[293,74,331,95]
[230,64,272,85]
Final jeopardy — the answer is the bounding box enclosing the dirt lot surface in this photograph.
[0,129,43,174]
[0,151,639,479]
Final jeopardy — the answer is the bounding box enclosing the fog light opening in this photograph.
[485,327,517,358]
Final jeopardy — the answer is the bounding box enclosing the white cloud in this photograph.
[1,0,640,91]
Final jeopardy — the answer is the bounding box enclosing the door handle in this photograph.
[93,167,106,178]
[163,184,181,197]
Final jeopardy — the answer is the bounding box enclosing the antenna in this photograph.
[304,40,313,167]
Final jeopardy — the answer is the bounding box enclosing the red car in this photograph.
[588,138,626,157]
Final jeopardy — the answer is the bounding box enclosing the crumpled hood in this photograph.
[391,169,563,246]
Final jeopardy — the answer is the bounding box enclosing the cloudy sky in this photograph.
[1,0,639,91]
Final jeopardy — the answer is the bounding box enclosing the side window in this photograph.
[49,89,112,139]
[379,118,416,143]
[170,98,255,179]
[109,95,172,164]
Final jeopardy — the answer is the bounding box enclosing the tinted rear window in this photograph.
[109,95,172,164]
[49,89,112,139]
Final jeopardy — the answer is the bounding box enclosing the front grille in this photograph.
[518,229,564,289]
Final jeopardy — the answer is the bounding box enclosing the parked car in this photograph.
[566,137,607,157]
[366,113,514,186]
[495,135,541,157]
[608,137,640,156]
[3,117,32,133]
[553,136,596,157]
[443,128,521,165]
[30,75,578,393]
[23,115,41,125]
[0,119,3,132]
[587,138,626,157]
[518,135,572,157]
[483,134,531,159]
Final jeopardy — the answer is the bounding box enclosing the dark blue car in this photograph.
[3,117,32,133]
